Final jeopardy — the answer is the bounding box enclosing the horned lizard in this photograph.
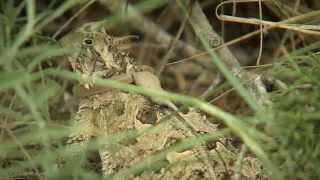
[59,22,265,179]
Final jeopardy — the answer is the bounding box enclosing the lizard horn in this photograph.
[114,35,140,50]
[113,35,139,45]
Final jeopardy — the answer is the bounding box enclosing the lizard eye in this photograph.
[82,38,94,46]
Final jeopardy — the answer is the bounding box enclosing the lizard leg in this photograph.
[99,144,125,177]
[133,71,178,111]
[63,107,96,171]
[99,147,111,177]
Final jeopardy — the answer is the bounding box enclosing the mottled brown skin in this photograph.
[61,22,265,179]
[60,22,134,85]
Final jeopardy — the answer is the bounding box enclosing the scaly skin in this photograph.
[60,22,217,178]
[59,22,264,179]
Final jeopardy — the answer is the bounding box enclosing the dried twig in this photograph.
[99,0,212,68]
[256,0,263,65]
[155,16,188,77]
[216,0,320,36]
[53,0,97,38]
[185,1,272,107]
[166,8,320,66]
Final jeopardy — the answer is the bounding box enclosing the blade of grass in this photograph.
[0,0,35,67]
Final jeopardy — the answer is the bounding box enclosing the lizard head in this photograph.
[60,22,134,87]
